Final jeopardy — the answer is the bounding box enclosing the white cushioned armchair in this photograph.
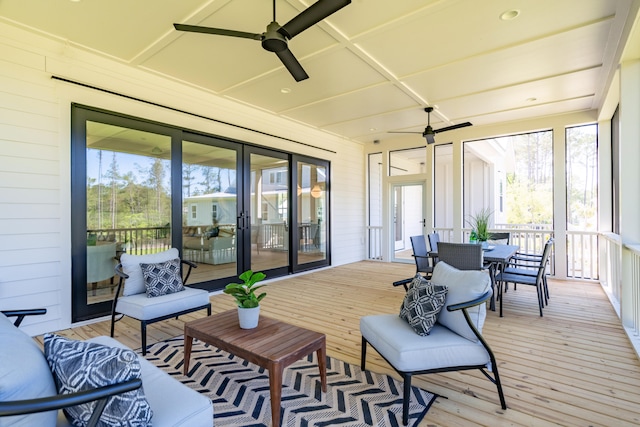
[360,262,507,425]
[111,248,211,355]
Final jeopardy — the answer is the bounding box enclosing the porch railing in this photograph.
[624,244,640,336]
[87,226,171,256]
[366,226,383,260]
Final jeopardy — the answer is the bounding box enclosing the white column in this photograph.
[553,125,568,279]
[452,139,464,242]
[619,59,640,328]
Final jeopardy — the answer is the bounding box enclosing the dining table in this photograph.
[430,243,519,311]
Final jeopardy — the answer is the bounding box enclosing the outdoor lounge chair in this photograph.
[111,248,211,355]
[361,262,507,425]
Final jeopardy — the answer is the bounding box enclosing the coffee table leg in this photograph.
[317,345,327,392]
[269,365,283,427]
[183,335,193,375]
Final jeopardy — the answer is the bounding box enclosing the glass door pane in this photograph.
[250,153,289,273]
[297,161,327,265]
[86,122,172,306]
[182,140,238,285]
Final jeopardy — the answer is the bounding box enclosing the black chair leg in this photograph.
[536,285,544,317]
[491,365,507,410]
[360,336,367,370]
[402,373,412,426]
[141,322,147,356]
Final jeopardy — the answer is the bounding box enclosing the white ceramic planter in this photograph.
[238,306,260,329]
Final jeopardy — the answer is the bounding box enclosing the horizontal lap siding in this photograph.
[0,24,367,335]
[0,39,63,335]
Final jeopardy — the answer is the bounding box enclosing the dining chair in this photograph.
[409,235,435,282]
[496,239,554,317]
[436,242,484,271]
[489,232,510,245]
[504,238,553,304]
[427,232,441,264]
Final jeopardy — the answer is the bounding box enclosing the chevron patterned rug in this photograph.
[143,336,437,427]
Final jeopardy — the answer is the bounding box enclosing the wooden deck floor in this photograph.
[44,261,640,426]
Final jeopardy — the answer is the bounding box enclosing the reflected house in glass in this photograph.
[182,187,237,265]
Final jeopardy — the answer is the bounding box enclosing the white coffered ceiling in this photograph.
[1,0,638,144]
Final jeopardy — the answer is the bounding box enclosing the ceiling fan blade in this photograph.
[275,48,309,82]
[173,23,262,41]
[434,122,473,133]
[387,131,422,134]
[279,0,351,39]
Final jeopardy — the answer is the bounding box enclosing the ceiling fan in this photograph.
[174,0,351,82]
[389,107,473,144]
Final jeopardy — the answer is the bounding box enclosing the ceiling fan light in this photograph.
[425,133,436,144]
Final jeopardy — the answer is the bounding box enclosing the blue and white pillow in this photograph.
[140,258,185,298]
[44,334,152,427]
[399,275,448,336]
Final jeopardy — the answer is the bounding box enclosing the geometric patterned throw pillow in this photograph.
[43,334,152,427]
[407,272,430,290]
[399,279,448,336]
[140,258,185,298]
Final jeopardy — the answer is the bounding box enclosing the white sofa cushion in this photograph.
[0,313,57,427]
[85,337,213,427]
[429,261,491,342]
[116,287,210,321]
[120,248,180,296]
[360,314,489,372]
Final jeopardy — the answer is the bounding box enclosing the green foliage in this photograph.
[223,270,267,308]
[469,208,492,241]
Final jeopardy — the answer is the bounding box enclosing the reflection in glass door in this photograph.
[78,118,175,321]
[182,139,238,287]
[249,151,290,274]
[296,161,328,266]
[391,183,425,262]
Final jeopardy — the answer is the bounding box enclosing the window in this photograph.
[191,205,197,219]
[463,130,553,229]
[389,147,425,176]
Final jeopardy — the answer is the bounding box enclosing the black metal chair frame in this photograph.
[111,259,211,355]
[360,290,507,425]
[0,309,142,427]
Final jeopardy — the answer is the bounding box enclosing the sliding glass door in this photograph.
[181,134,240,289]
[72,105,330,321]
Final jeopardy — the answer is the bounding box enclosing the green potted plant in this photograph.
[469,208,493,248]
[223,270,267,329]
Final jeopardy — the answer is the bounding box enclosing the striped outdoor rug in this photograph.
[143,336,437,427]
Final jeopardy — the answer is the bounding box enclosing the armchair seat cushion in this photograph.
[116,287,210,321]
[360,314,489,372]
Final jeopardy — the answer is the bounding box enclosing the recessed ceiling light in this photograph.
[526,97,537,102]
[500,9,520,20]
[369,127,377,132]
[280,87,291,94]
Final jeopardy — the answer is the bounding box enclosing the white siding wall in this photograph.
[0,23,365,335]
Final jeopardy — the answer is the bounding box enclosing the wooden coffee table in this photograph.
[183,310,327,427]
